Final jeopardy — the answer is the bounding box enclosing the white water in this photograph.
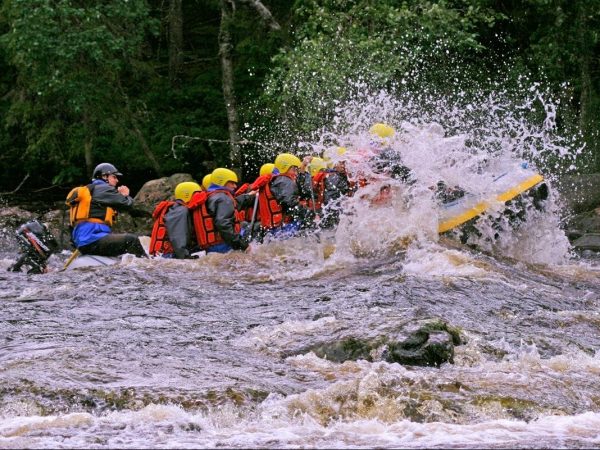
[2,87,600,448]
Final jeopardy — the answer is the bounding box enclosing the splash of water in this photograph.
[245,81,581,266]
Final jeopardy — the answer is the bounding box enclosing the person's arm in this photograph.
[271,177,316,227]
[92,184,134,208]
[210,194,248,251]
[235,192,256,210]
[271,177,299,213]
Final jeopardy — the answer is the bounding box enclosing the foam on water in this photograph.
[3,349,600,449]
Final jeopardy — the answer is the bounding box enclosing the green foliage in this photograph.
[491,0,600,172]
[1,0,600,194]
[256,0,505,140]
[0,0,158,184]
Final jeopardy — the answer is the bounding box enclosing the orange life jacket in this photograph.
[254,173,289,229]
[65,184,115,227]
[188,190,242,250]
[149,200,176,256]
[310,171,327,210]
[234,182,252,222]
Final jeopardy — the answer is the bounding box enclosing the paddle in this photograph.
[306,172,316,212]
[248,191,260,242]
[60,249,80,272]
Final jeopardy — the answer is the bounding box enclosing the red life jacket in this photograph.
[311,171,327,210]
[235,183,250,197]
[234,182,252,222]
[149,200,176,256]
[254,173,289,229]
[188,189,242,250]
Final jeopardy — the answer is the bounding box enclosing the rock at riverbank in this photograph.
[133,173,194,209]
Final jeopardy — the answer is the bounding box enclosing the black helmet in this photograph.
[93,163,123,179]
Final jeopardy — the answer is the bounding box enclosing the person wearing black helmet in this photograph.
[66,162,147,258]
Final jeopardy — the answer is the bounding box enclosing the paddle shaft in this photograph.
[248,192,260,241]
[61,249,81,271]
[307,172,316,212]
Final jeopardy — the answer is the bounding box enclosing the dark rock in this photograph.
[572,233,600,252]
[564,208,600,236]
[0,207,38,252]
[0,206,36,226]
[384,319,461,367]
[133,173,194,209]
[303,318,462,368]
[40,208,72,250]
[386,330,455,367]
[310,337,374,362]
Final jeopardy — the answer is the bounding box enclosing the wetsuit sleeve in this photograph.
[371,148,414,184]
[271,176,299,212]
[235,192,256,210]
[209,194,248,251]
[91,184,134,209]
[296,172,312,200]
[271,176,316,228]
[164,203,192,259]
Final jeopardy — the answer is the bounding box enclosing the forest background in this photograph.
[0,0,598,197]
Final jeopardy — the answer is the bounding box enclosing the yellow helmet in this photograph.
[202,174,212,190]
[308,157,327,176]
[211,168,238,187]
[259,163,276,176]
[369,123,395,139]
[174,181,201,203]
[274,153,302,174]
[323,146,348,167]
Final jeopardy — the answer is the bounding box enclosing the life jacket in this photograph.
[311,171,327,210]
[254,173,289,229]
[65,184,115,227]
[234,182,252,222]
[235,183,250,197]
[148,200,176,256]
[188,189,242,250]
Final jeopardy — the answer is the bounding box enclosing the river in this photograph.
[2,114,600,448]
[1,199,600,448]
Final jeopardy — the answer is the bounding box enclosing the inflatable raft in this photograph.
[438,163,546,233]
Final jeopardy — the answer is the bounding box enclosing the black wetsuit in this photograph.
[164,201,195,259]
[206,190,249,251]
[270,175,316,228]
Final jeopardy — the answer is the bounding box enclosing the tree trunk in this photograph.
[219,0,241,166]
[83,113,94,177]
[168,0,184,86]
[239,0,280,30]
[577,4,592,133]
[576,3,597,169]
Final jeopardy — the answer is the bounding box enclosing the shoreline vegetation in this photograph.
[0,1,599,194]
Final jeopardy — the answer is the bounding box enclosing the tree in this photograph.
[168,0,183,85]
[256,0,504,141]
[0,0,160,183]
[218,0,280,166]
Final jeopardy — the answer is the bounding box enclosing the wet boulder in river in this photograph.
[384,321,460,367]
[303,318,462,367]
